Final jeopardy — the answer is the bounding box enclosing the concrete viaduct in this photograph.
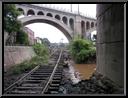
[15,4,125,89]
[15,4,96,41]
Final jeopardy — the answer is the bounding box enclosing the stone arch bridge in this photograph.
[16,4,96,41]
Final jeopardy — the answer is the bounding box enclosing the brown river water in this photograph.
[64,60,96,84]
[74,64,96,80]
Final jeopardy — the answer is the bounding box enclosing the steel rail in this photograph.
[4,48,58,94]
[4,65,40,93]
[41,49,63,94]
[4,48,62,94]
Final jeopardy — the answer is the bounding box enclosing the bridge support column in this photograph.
[74,16,82,37]
[96,4,124,88]
[24,9,28,16]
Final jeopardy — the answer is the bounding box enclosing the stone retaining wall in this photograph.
[4,46,36,71]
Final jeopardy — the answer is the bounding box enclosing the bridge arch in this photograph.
[55,15,61,20]
[46,13,53,17]
[18,16,73,41]
[37,11,44,15]
[62,16,68,25]
[86,21,90,30]
[27,9,35,16]
[95,23,97,27]
[15,4,96,40]
[69,18,74,30]
[91,22,94,28]
[17,8,24,15]
[81,21,85,38]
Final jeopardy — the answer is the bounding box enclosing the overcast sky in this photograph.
[24,4,96,43]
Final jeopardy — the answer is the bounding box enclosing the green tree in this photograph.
[4,4,22,45]
[4,4,21,33]
[40,38,51,47]
[16,30,29,45]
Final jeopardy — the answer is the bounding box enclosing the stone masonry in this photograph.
[4,46,36,71]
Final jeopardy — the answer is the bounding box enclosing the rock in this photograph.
[97,80,107,90]
[60,66,123,94]
[59,86,67,94]
[91,76,97,83]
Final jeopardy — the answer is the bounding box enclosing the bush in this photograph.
[32,43,49,64]
[12,61,29,74]
[33,43,48,56]
[69,38,96,64]
[12,56,49,74]
[12,43,49,75]
[16,30,29,45]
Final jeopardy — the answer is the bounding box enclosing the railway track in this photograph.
[4,49,64,95]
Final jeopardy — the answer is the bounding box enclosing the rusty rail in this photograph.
[41,49,63,94]
[4,65,40,93]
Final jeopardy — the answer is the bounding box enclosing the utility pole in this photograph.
[71,4,72,12]
[61,38,63,43]
[78,4,79,15]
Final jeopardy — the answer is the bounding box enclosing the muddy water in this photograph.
[63,65,81,84]
[62,59,96,85]
[74,64,96,80]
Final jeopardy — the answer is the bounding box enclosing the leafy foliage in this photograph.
[4,4,29,46]
[33,43,49,56]
[12,43,49,74]
[40,38,51,47]
[4,4,22,34]
[69,37,96,64]
[33,43,49,64]
[12,56,48,74]
[16,30,29,45]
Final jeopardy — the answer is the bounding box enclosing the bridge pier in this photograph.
[96,4,124,88]
[74,16,82,37]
